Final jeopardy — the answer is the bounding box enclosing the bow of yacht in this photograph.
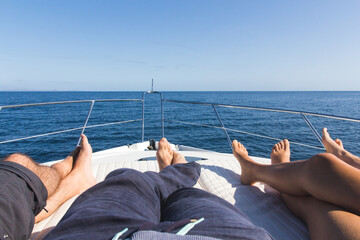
[31,141,309,240]
[4,91,359,240]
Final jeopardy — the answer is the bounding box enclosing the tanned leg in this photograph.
[35,134,96,222]
[232,140,360,214]
[270,140,360,239]
[322,128,360,169]
[282,194,360,240]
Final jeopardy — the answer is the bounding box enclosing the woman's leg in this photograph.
[322,128,360,169]
[282,194,360,240]
[232,140,360,214]
[270,139,360,239]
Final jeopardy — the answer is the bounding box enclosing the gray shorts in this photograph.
[0,161,47,240]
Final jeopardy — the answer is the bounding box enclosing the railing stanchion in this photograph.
[300,113,325,148]
[142,91,165,142]
[160,94,164,138]
[212,105,233,151]
[142,92,146,142]
[77,100,95,146]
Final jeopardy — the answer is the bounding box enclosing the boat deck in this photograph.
[31,142,309,240]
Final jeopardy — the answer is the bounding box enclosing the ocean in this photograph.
[0,91,359,163]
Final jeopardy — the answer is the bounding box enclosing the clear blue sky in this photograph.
[0,0,359,91]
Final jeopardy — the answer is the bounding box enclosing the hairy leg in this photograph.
[322,128,360,169]
[232,140,360,214]
[282,194,360,240]
[4,153,62,197]
[35,134,96,223]
[5,140,83,197]
[50,146,80,179]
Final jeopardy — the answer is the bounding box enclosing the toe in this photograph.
[240,143,245,150]
[284,139,289,149]
[274,143,279,151]
[272,145,276,152]
[335,139,343,147]
[159,138,169,148]
[81,134,88,145]
[322,128,329,138]
[80,134,92,152]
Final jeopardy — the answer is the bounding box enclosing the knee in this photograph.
[306,153,341,171]
[105,168,142,180]
[3,153,34,167]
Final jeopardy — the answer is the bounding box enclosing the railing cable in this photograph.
[77,101,95,146]
[0,119,142,145]
[163,99,360,123]
[212,105,233,151]
[300,113,325,148]
[166,119,324,150]
[0,99,142,110]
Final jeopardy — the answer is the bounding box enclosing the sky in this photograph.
[0,0,359,91]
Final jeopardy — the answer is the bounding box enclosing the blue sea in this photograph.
[0,91,359,163]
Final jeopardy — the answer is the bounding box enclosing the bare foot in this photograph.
[51,147,80,179]
[232,140,256,185]
[172,151,188,165]
[335,139,343,148]
[156,138,174,171]
[322,128,360,169]
[322,128,344,156]
[271,139,290,164]
[65,134,96,195]
[35,135,96,223]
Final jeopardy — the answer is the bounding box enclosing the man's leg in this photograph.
[5,135,95,223]
[0,161,47,240]
[161,188,273,240]
[34,134,96,222]
[4,153,62,197]
[146,138,199,201]
[0,138,84,240]
[44,138,200,240]
[155,140,272,240]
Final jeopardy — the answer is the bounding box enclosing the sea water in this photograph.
[0,91,359,163]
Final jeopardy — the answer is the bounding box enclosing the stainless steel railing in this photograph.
[1,92,359,152]
[0,99,144,146]
[162,99,360,151]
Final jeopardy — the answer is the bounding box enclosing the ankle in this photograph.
[244,161,259,184]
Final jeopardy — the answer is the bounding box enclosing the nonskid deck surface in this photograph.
[31,142,309,240]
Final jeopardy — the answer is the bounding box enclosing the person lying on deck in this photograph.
[44,138,273,240]
[233,128,360,240]
[0,135,96,240]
